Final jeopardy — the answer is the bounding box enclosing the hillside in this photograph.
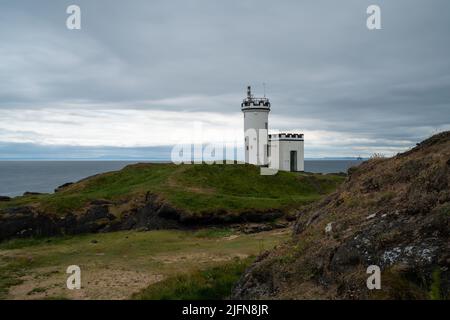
[0,164,344,241]
[233,132,450,299]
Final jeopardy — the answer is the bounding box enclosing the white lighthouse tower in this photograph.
[241,85,305,172]
[241,86,270,165]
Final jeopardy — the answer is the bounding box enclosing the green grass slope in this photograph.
[1,164,344,216]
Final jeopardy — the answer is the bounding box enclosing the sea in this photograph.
[0,160,364,197]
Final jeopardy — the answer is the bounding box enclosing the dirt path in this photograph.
[166,166,217,195]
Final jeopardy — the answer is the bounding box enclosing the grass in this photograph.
[365,267,440,300]
[0,228,289,300]
[429,268,442,300]
[132,257,253,300]
[193,228,234,239]
[0,256,29,299]
[0,236,75,250]
[0,163,344,217]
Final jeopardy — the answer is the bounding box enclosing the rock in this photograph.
[0,206,60,241]
[91,239,98,244]
[366,213,377,220]
[0,196,11,202]
[54,182,74,193]
[156,203,180,220]
[75,204,116,233]
[240,223,274,234]
[23,192,45,196]
[244,211,284,223]
[0,202,117,241]
[89,199,112,206]
[273,222,289,229]
[285,212,298,222]
[118,197,182,231]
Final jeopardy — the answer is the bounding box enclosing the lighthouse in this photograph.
[241,85,305,172]
[241,86,270,165]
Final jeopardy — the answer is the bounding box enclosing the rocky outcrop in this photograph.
[0,196,176,241]
[117,194,182,231]
[238,222,288,234]
[23,192,46,196]
[0,203,117,241]
[0,207,60,239]
[0,192,285,241]
[233,131,450,300]
[54,182,74,193]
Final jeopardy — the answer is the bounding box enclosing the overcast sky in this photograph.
[1,0,449,159]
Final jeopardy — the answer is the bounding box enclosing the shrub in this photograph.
[132,257,253,300]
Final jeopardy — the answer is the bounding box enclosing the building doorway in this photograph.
[290,151,297,172]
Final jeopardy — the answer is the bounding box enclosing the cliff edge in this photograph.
[233,131,450,299]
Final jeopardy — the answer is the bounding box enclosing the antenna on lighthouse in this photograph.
[263,82,266,98]
[247,85,252,99]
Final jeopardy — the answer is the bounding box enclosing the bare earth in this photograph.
[1,228,289,300]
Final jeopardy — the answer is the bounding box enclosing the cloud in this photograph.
[0,104,243,146]
[0,0,449,158]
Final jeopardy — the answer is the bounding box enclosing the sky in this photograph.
[0,0,449,159]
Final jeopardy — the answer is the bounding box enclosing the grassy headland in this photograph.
[0,163,344,217]
[0,163,345,299]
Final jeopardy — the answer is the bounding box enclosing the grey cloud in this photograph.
[0,0,449,157]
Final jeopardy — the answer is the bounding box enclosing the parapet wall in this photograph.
[241,98,271,110]
[269,133,304,141]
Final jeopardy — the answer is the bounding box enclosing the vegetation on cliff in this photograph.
[0,164,344,240]
[0,164,343,215]
[233,132,450,300]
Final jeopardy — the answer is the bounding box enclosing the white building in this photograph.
[241,86,304,172]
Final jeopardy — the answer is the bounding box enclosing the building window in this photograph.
[265,122,268,129]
